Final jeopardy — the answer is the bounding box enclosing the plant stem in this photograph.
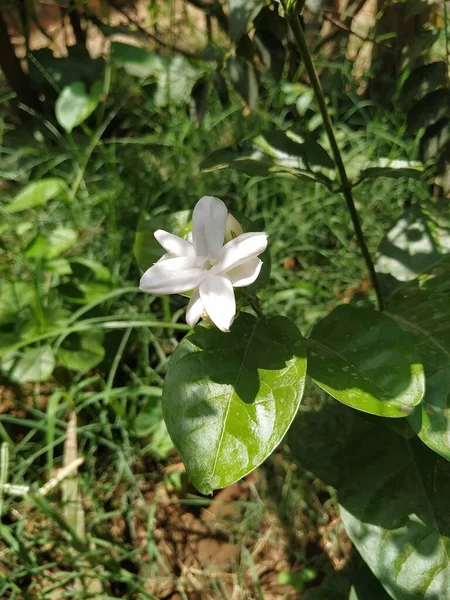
[285,5,384,310]
[249,296,265,319]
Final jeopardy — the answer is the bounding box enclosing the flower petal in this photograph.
[154,230,195,258]
[140,257,204,294]
[213,232,268,275]
[186,288,203,328]
[192,196,228,259]
[227,258,262,287]
[199,275,236,332]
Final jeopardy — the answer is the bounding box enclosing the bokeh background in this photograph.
[0,1,448,598]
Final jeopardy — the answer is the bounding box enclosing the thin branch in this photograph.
[284,3,384,310]
[323,13,392,50]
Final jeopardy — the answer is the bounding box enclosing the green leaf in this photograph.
[2,346,55,383]
[212,72,230,108]
[228,0,264,42]
[386,258,450,460]
[190,77,209,122]
[303,567,390,600]
[0,282,35,326]
[227,55,259,108]
[133,394,163,437]
[289,401,450,600]
[163,312,307,494]
[134,210,192,270]
[308,305,425,418]
[26,227,78,260]
[357,163,423,183]
[55,81,103,133]
[0,334,21,359]
[200,148,271,176]
[111,42,164,78]
[6,178,66,213]
[401,62,447,111]
[421,118,450,162]
[57,331,105,372]
[376,204,448,285]
[257,131,334,169]
[407,88,450,133]
[253,30,286,81]
[28,45,105,90]
[154,55,204,107]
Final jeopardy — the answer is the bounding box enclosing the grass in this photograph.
[0,55,432,598]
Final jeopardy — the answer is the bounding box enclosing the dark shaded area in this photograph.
[288,400,450,600]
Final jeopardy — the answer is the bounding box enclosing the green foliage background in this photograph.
[0,0,449,598]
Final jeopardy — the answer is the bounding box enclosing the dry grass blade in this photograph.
[62,411,103,596]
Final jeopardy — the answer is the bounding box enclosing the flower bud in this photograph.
[224,213,244,243]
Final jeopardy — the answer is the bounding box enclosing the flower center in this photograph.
[203,259,213,270]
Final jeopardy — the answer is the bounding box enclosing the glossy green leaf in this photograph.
[228,0,264,42]
[163,312,307,494]
[56,81,103,133]
[386,258,450,460]
[308,305,425,417]
[376,204,450,284]
[57,331,105,372]
[289,401,450,600]
[134,210,192,270]
[6,178,66,213]
[2,346,55,383]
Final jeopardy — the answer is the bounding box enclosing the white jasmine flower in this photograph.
[139,196,268,332]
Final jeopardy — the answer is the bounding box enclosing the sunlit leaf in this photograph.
[2,346,55,383]
[376,204,450,284]
[228,0,264,42]
[110,42,164,78]
[163,312,307,494]
[56,81,103,133]
[386,258,450,460]
[6,178,66,213]
[26,227,78,259]
[308,305,425,418]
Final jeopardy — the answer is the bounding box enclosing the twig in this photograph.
[38,457,84,496]
[323,13,392,50]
